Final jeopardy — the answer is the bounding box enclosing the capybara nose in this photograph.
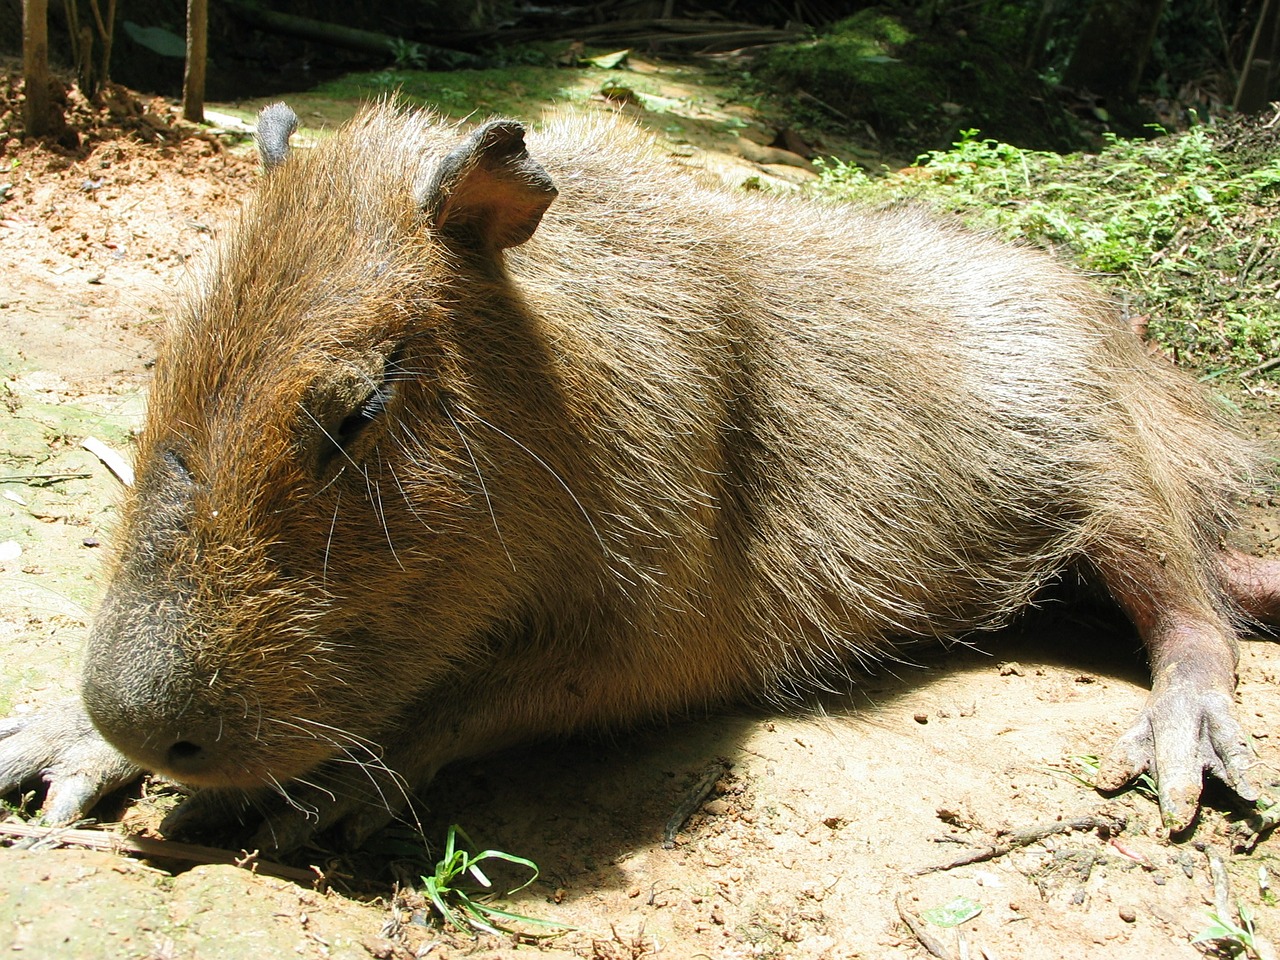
[164,738,216,778]
[81,675,231,784]
[109,722,234,784]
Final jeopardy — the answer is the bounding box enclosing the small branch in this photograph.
[0,820,320,885]
[0,473,93,484]
[662,760,730,847]
[896,896,954,960]
[913,814,1126,875]
[1238,356,1280,380]
[81,436,133,487]
[1207,846,1231,922]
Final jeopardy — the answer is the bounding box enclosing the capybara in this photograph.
[1,102,1277,851]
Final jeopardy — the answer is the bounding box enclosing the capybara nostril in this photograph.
[167,740,205,765]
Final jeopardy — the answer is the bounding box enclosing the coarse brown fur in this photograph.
[49,103,1274,844]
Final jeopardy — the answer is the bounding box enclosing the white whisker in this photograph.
[441,396,515,571]
[456,399,609,559]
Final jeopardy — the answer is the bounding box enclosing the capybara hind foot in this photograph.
[1094,645,1257,831]
[0,697,141,825]
[1093,548,1257,830]
[1219,550,1280,626]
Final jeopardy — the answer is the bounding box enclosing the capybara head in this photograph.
[82,105,565,788]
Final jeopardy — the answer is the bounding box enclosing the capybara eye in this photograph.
[335,381,395,448]
[314,354,401,478]
[161,447,192,484]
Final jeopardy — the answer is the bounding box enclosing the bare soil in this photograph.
[1,64,1278,960]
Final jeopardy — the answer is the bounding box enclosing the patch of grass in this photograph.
[313,65,588,120]
[1194,902,1268,958]
[813,125,1280,376]
[420,823,570,940]
[1047,754,1158,805]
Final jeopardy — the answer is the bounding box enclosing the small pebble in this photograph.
[1119,905,1137,923]
[913,712,928,724]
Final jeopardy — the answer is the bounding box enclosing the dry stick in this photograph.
[1238,356,1280,380]
[662,760,730,848]
[1207,846,1232,922]
[896,896,954,960]
[1202,847,1280,960]
[913,814,1126,876]
[81,436,134,487]
[0,473,92,483]
[0,821,319,884]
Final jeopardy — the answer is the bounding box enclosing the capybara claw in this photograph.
[0,697,142,824]
[248,800,395,855]
[161,773,407,854]
[1098,686,1260,831]
[1094,727,1150,794]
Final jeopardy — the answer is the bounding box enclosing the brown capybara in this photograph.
[1,102,1277,851]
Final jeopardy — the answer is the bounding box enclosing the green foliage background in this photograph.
[813,122,1280,376]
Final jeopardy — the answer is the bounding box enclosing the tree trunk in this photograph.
[1024,0,1064,70]
[63,0,116,100]
[183,0,208,123]
[1235,0,1280,113]
[22,0,53,137]
[96,0,118,94]
[1064,0,1167,101]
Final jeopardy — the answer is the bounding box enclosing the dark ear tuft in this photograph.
[256,103,298,172]
[420,120,557,251]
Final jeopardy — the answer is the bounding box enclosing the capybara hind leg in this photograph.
[1218,550,1280,626]
[1092,548,1258,831]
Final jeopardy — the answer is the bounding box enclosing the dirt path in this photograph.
[1,64,1278,960]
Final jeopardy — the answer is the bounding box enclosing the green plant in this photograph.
[813,123,1280,375]
[387,38,429,70]
[921,895,983,926]
[1194,902,1266,958]
[420,824,570,939]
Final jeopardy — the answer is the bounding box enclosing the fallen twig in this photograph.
[896,896,954,960]
[913,814,1126,875]
[81,436,134,487]
[662,759,730,847]
[1207,846,1232,922]
[1237,356,1280,380]
[0,820,319,884]
[0,473,93,484]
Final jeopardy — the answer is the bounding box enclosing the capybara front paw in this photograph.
[161,768,410,854]
[1095,686,1259,832]
[0,696,143,824]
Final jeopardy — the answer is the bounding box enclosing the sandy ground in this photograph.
[1,74,1278,960]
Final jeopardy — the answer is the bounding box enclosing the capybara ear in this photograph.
[420,119,558,250]
[256,103,298,172]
